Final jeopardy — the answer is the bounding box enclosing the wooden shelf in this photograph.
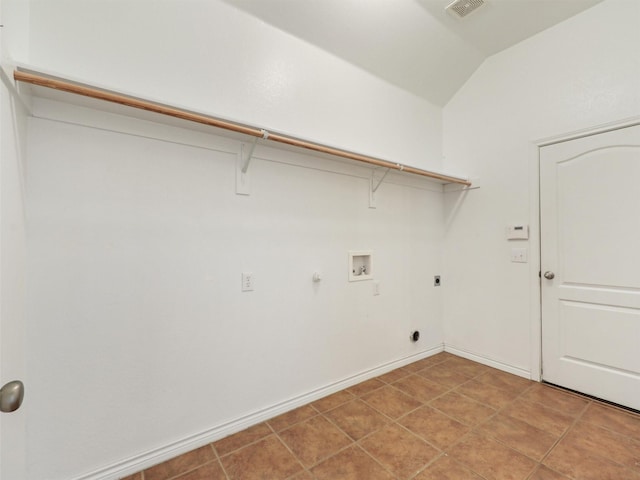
[14,67,471,187]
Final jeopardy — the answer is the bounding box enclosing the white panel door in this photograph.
[0,89,28,478]
[541,124,640,411]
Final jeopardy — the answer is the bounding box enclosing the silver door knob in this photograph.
[0,380,24,413]
[544,271,555,280]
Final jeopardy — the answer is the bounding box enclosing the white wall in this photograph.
[25,98,444,479]
[442,0,640,374]
[20,2,450,478]
[27,0,442,171]
[23,0,640,477]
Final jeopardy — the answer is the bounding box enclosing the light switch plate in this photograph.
[510,248,528,263]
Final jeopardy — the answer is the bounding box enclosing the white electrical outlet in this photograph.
[241,272,254,291]
[373,281,380,296]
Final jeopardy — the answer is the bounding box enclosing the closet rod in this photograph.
[14,70,471,187]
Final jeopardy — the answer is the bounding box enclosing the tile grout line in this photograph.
[294,354,455,478]
[430,372,542,479]
[467,381,569,477]
[213,428,278,459]
[134,352,639,480]
[163,458,222,480]
[209,441,231,480]
[214,360,512,478]
[353,414,439,480]
[475,379,640,479]
[301,400,397,474]
[270,400,380,478]
[408,364,523,480]
[543,397,640,476]
[352,443,402,480]
[271,431,315,479]
[358,363,492,480]
[534,397,593,478]
[392,413,447,453]
[393,364,505,462]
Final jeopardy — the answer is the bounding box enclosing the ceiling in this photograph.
[221,0,603,106]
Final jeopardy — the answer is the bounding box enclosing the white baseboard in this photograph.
[77,344,444,480]
[444,344,531,380]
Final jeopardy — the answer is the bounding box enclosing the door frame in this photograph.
[0,77,29,479]
[529,115,640,383]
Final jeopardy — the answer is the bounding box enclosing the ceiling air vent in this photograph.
[446,0,485,18]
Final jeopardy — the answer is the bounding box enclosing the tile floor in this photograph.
[122,352,640,480]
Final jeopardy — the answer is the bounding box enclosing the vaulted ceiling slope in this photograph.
[222,0,603,106]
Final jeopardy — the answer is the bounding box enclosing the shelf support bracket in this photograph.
[241,129,269,174]
[369,168,390,208]
[236,129,269,195]
[372,168,390,193]
[0,66,32,115]
[443,177,480,193]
